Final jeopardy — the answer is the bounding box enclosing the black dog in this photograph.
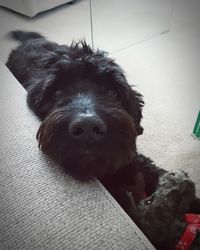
[7,31,200,249]
[6,30,144,180]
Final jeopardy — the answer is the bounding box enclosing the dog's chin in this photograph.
[62,153,109,181]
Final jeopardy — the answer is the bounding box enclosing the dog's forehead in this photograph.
[70,93,96,114]
[73,93,95,106]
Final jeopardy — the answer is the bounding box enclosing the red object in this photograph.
[175,214,200,250]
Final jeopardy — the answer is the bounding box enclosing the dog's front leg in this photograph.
[134,154,167,196]
[105,185,139,224]
[100,164,146,223]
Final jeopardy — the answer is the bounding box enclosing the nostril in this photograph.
[69,121,85,138]
[93,125,106,137]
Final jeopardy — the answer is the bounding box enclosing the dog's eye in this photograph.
[108,90,118,98]
[100,86,118,98]
[55,90,63,97]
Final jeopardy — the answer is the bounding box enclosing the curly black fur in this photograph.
[6,31,200,249]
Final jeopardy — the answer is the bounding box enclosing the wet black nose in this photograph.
[69,116,107,142]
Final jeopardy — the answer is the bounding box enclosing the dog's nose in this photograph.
[69,116,107,142]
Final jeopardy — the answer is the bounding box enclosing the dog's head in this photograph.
[29,41,144,180]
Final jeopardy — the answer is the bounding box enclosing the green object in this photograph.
[192,111,200,139]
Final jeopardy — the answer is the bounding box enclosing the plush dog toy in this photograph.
[137,170,200,250]
[118,167,200,250]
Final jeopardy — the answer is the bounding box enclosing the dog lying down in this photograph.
[6,31,200,250]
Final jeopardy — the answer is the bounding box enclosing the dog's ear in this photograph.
[27,74,57,119]
[127,88,144,135]
[37,110,61,155]
[97,61,144,136]
[36,108,68,163]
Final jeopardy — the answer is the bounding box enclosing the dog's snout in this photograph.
[69,116,107,142]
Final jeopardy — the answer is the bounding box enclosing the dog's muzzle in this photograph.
[37,91,137,179]
[67,93,107,145]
